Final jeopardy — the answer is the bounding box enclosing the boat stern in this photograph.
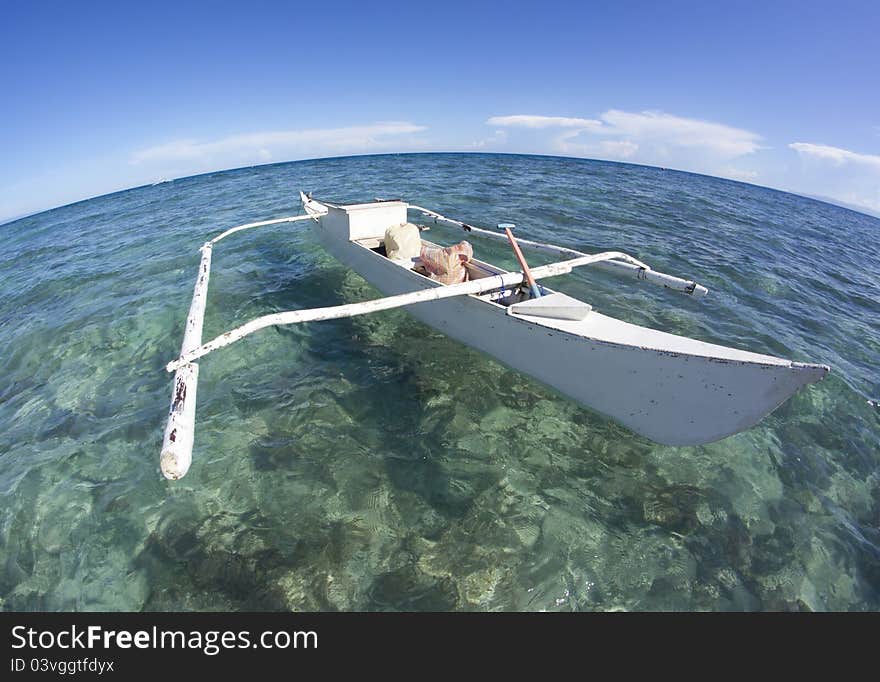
[308,196,409,243]
[791,361,831,387]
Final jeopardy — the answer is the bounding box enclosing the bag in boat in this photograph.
[384,222,421,261]
[420,241,473,285]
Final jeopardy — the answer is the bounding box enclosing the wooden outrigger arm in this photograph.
[165,248,649,372]
[160,203,706,480]
[159,213,321,480]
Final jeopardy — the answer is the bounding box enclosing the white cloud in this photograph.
[0,121,431,222]
[130,121,428,168]
[601,110,762,156]
[788,142,880,215]
[825,192,880,215]
[485,118,878,216]
[489,109,763,159]
[551,135,639,161]
[487,115,603,130]
[789,142,880,169]
[719,166,759,182]
[472,129,508,149]
[597,139,639,159]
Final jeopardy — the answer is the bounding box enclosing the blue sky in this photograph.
[2,0,878,221]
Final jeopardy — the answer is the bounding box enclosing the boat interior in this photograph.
[301,197,807,363]
[351,233,792,364]
[355,234,533,306]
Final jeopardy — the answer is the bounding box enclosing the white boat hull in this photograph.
[311,216,828,446]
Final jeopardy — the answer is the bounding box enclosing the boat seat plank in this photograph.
[507,292,592,320]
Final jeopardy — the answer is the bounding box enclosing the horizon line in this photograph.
[3,150,879,227]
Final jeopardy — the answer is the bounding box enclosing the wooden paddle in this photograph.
[498,223,542,299]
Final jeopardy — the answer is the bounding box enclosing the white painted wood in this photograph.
[508,292,592,320]
[306,196,828,445]
[209,214,318,245]
[159,363,199,480]
[319,200,407,241]
[160,243,212,480]
[159,212,323,479]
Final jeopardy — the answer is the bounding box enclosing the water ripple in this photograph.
[1,153,878,611]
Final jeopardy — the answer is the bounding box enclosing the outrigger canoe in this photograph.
[159,193,829,480]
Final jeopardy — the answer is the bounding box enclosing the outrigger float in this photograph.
[159,193,829,480]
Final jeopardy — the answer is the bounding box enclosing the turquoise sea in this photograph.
[1,153,878,611]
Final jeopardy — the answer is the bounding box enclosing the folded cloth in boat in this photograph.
[420,241,473,285]
[384,222,421,260]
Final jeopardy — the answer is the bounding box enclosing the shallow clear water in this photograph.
[1,153,878,611]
